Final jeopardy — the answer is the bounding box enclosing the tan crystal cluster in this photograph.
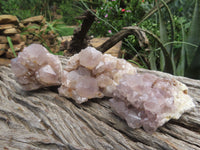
[58,46,137,103]
[11,44,62,90]
[109,73,195,132]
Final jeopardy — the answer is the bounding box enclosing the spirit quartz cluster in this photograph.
[58,46,137,103]
[11,44,62,90]
[109,73,194,131]
[11,44,195,132]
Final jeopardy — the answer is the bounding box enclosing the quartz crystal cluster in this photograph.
[109,73,195,132]
[11,44,195,132]
[58,46,137,103]
[11,44,62,90]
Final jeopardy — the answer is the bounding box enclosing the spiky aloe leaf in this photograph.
[138,28,173,73]
[157,0,168,71]
[160,0,176,74]
[185,0,200,67]
[176,20,185,76]
[149,49,158,70]
[186,45,200,79]
[137,0,175,25]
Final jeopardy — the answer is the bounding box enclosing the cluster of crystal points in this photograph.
[109,73,195,132]
[58,46,137,103]
[11,44,62,90]
[11,44,194,132]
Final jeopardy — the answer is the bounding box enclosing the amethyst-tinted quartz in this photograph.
[58,47,137,103]
[109,73,195,132]
[11,44,62,90]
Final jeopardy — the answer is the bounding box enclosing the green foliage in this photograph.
[0,0,33,19]
[176,20,186,76]
[7,37,17,58]
[157,0,169,72]
[0,0,56,20]
[81,0,148,67]
[184,0,200,66]
[21,19,73,55]
[87,0,199,79]
[1,0,199,78]
[89,0,145,37]
[59,27,74,36]
[188,46,200,79]
[184,0,200,78]
[170,0,195,21]
[58,0,84,25]
[45,19,74,36]
[140,0,199,78]
[0,0,83,24]
[81,0,103,8]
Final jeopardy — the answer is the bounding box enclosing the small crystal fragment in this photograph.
[109,73,195,132]
[11,44,62,90]
[58,46,137,103]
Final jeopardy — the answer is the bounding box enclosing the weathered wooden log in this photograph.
[0,56,200,150]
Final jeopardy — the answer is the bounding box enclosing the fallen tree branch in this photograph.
[97,26,149,53]
[68,10,96,54]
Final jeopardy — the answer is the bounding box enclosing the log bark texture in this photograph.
[0,56,200,150]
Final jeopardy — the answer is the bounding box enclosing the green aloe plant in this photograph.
[157,0,170,72]
[184,0,200,78]
[140,0,199,78]
[83,0,199,78]
[176,19,186,76]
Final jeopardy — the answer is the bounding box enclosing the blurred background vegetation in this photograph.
[0,0,199,79]
[0,0,100,24]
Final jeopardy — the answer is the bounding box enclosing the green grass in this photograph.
[58,27,75,36]
[7,36,17,57]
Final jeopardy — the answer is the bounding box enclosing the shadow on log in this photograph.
[0,56,200,150]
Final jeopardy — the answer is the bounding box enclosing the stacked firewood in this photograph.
[0,15,60,59]
[21,16,46,45]
[21,15,60,53]
[0,15,26,58]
